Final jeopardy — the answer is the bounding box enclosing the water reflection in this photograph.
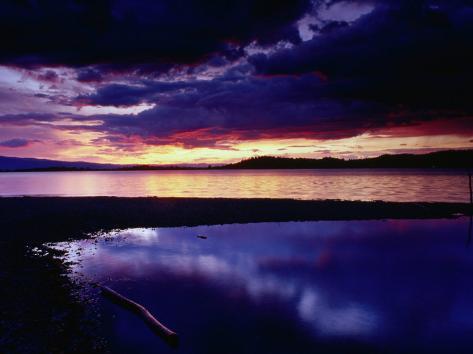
[1,169,470,202]
[56,219,473,354]
[467,216,472,247]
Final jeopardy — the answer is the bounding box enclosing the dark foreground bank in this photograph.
[1,197,472,242]
[1,197,472,353]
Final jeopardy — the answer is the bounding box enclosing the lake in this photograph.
[53,218,473,354]
[0,169,470,202]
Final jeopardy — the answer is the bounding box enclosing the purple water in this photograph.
[55,218,473,354]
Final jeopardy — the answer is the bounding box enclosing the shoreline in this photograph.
[1,196,472,242]
[0,166,470,173]
[1,196,472,352]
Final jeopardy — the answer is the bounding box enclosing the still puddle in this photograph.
[53,218,473,354]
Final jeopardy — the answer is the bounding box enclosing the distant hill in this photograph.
[1,149,472,172]
[0,156,208,171]
[223,150,473,169]
[0,156,118,171]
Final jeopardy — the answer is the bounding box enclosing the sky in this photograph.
[0,0,471,164]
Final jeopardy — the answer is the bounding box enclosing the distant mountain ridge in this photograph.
[0,156,119,171]
[0,156,208,171]
[1,149,472,171]
[223,150,473,169]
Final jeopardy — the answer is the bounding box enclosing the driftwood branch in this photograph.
[100,285,179,347]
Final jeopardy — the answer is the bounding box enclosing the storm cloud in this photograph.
[0,0,310,67]
[250,0,473,110]
[0,0,471,157]
[0,138,38,148]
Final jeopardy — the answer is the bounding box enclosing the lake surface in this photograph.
[0,169,470,202]
[54,218,473,354]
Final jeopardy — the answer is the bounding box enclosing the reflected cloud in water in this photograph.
[55,219,473,354]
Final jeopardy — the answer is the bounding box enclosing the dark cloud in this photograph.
[83,75,383,139]
[0,113,60,126]
[72,74,471,149]
[65,0,471,149]
[0,138,38,148]
[312,21,350,35]
[37,70,60,83]
[76,80,191,106]
[76,68,103,83]
[1,0,471,152]
[250,0,473,111]
[0,0,310,67]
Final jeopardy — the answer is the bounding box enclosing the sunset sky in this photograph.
[0,0,471,164]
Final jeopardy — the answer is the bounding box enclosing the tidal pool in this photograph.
[55,218,473,354]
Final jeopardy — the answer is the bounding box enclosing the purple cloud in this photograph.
[0,0,310,67]
[76,68,103,83]
[0,138,38,148]
[250,1,473,111]
[0,0,471,154]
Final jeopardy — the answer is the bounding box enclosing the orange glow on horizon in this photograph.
[1,130,471,165]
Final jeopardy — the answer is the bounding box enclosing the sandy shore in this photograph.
[1,197,472,353]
